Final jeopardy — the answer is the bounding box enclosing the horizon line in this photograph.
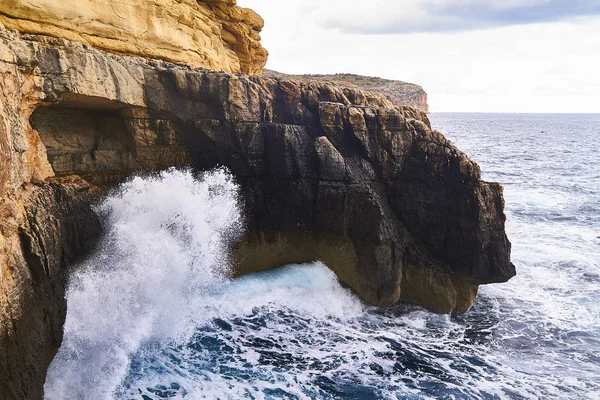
[429,111,600,115]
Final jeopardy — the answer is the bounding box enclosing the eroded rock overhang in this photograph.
[0,0,268,74]
[5,24,515,311]
[0,25,515,398]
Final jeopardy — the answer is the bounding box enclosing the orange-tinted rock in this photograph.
[0,0,268,74]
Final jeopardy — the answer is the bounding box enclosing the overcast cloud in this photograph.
[240,0,600,113]
[316,0,600,34]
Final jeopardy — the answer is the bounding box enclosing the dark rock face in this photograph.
[0,26,514,399]
[0,178,101,400]
[136,67,514,311]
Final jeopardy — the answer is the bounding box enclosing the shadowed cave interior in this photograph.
[30,94,191,184]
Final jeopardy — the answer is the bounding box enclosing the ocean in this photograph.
[44,113,600,399]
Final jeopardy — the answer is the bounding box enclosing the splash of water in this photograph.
[44,168,242,399]
[44,113,600,399]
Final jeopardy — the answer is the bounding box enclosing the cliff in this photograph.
[0,0,268,74]
[0,17,513,400]
[263,70,429,113]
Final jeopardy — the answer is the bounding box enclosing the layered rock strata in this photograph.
[0,178,101,400]
[264,70,430,113]
[0,25,514,399]
[0,0,268,74]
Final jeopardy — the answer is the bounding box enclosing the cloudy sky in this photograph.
[239,0,600,113]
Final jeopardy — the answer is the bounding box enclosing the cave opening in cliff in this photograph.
[30,95,136,178]
[30,94,192,184]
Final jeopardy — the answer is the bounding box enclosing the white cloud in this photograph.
[239,0,600,113]
[312,0,600,34]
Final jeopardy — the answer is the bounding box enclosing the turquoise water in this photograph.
[45,114,600,399]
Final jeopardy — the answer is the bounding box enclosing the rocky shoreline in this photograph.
[0,3,513,398]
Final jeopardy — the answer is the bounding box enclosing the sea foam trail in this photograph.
[44,169,242,399]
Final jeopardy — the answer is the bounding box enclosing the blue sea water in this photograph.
[44,114,600,399]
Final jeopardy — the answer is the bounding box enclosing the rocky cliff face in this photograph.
[0,0,268,74]
[0,22,513,400]
[263,70,430,113]
[0,177,101,400]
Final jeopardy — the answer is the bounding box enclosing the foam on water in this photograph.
[45,114,600,399]
[44,168,242,399]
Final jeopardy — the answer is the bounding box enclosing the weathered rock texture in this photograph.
[0,0,268,74]
[0,178,101,400]
[263,70,429,113]
[0,24,514,399]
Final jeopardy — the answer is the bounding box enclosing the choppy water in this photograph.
[45,114,600,399]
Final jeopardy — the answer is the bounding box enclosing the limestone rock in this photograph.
[0,0,268,74]
[0,177,101,400]
[263,70,430,113]
[0,25,514,399]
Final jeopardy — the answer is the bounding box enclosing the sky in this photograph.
[239,0,600,113]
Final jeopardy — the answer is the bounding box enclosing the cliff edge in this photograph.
[263,70,429,113]
[0,0,268,74]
